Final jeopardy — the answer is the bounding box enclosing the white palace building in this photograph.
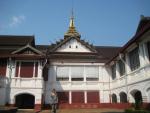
[0,15,150,111]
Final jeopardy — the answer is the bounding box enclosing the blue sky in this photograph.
[0,0,150,46]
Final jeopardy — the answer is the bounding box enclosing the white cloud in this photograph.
[9,15,25,27]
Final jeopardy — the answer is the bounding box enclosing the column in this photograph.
[100,90,103,103]
[142,96,148,103]
[69,91,72,104]
[99,66,102,82]
[53,66,57,81]
[128,94,134,103]
[69,67,71,82]
[18,62,21,87]
[117,93,120,103]
[99,90,101,103]
[38,61,43,78]
[34,94,42,112]
[33,62,35,77]
[83,66,86,82]
[18,62,21,77]
[10,96,15,106]
[84,91,87,104]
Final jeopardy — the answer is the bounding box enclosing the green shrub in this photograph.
[125,109,150,113]
[135,99,142,110]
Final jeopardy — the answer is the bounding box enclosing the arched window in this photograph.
[147,88,150,102]
[134,91,142,103]
[120,92,127,103]
[131,90,143,109]
[112,94,117,103]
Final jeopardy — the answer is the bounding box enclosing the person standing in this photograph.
[50,89,58,113]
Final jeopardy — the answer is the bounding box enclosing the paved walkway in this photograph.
[17,109,124,113]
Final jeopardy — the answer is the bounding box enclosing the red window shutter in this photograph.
[87,92,99,103]
[0,59,7,76]
[57,92,69,104]
[15,62,19,77]
[20,62,34,78]
[35,62,38,77]
[72,92,84,103]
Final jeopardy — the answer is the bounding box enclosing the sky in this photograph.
[0,0,150,46]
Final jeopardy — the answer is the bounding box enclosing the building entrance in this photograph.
[15,94,35,109]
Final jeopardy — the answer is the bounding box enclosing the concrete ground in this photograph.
[17,109,124,113]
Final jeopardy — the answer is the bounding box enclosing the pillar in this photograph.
[69,91,72,104]
[34,95,42,112]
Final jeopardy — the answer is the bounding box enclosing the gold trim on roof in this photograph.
[64,12,80,38]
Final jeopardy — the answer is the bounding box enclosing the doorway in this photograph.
[15,94,35,109]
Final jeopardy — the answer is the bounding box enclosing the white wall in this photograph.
[10,88,42,105]
[56,38,91,52]
[4,59,44,105]
[0,88,6,105]
[45,61,110,104]
[110,36,150,103]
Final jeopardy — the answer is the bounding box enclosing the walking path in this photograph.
[17,109,124,113]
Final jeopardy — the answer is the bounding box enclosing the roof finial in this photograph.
[64,1,81,39]
[69,4,74,27]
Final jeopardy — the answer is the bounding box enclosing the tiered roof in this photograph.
[0,16,149,63]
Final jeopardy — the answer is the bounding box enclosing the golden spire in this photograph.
[64,9,80,39]
[70,9,74,27]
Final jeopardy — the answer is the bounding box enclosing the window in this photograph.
[57,92,69,104]
[112,94,117,103]
[56,66,69,81]
[87,92,99,103]
[0,59,7,76]
[147,42,150,60]
[120,92,127,103]
[129,47,140,71]
[85,66,99,81]
[118,58,125,76]
[111,64,116,80]
[72,92,84,103]
[71,66,84,81]
[0,59,6,66]
[20,62,34,78]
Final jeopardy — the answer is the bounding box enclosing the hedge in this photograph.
[125,109,150,113]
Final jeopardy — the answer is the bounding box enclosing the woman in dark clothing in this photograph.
[50,89,58,113]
